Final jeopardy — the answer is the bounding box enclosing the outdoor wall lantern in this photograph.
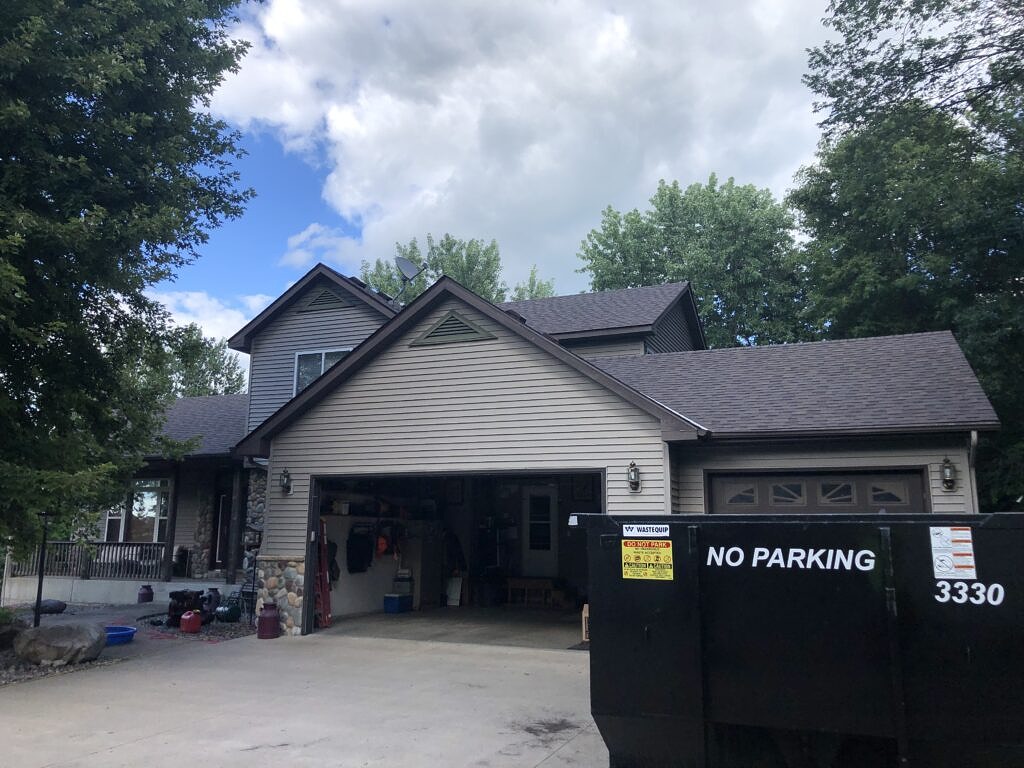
[941,458,957,492]
[279,469,292,494]
[627,462,641,492]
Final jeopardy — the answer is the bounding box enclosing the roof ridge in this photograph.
[594,330,956,363]
[500,280,689,307]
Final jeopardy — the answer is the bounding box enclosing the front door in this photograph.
[521,486,558,577]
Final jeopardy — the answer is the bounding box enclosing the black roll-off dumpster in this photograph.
[574,512,1024,768]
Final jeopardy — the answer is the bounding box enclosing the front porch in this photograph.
[1,535,259,608]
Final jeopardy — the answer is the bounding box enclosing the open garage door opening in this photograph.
[304,471,603,643]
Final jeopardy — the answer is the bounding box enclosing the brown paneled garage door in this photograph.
[709,471,928,514]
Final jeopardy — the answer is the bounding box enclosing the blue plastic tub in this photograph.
[383,593,412,614]
[104,625,138,646]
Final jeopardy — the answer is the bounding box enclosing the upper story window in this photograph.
[295,349,352,394]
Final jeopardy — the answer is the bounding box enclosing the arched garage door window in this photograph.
[709,471,927,514]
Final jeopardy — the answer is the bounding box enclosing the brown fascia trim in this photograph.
[228,263,397,353]
[235,276,705,457]
[664,422,1000,444]
[680,284,708,350]
[553,325,654,342]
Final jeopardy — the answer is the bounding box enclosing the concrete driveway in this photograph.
[0,630,608,767]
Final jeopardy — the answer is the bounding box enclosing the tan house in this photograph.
[3,264,998,634]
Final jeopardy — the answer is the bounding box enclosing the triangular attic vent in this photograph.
[300,288,347,312]
[410,310,496,346]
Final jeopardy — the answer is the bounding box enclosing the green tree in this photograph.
[578,176,809,348]
[0,1,251,545]
[800,0,1024,509]
[166,324,246,397]
[426,234,507,303]
[789,103,1024,509]
[361,233,551,304]
[511,265,556,301]
[806,0,1024,133]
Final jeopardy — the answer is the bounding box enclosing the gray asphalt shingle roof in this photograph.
[158,393,249,456]
[500,282,690,335]
[595,331,999,437]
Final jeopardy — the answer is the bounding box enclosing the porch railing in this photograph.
[9,541,167,581]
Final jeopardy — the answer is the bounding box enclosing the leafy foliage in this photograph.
[578,176,810,348]
[790,103,1024,509]
[166,324,246,397]
[0,1,251,542]
[362,234,556,305]
[806,0,1024,134]
[511,266,556,301]
[800,0,1024,509]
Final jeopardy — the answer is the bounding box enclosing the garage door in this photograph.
[709,471,927,514]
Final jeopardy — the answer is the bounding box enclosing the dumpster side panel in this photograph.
[699,523,895,737]
[588,519,706,767]
[893,520,1024,760]
[582,513,1024,768]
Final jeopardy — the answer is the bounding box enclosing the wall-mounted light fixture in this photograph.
[627,462,641,492]
[279,469,292,494]
[941,458,957,492]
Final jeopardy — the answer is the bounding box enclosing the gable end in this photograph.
[299,287,349,312]
[410,310,496,347]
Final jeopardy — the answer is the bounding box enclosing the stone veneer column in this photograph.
[255,556,305,636]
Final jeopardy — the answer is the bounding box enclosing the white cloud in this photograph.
[214,0,828,293]
[148,291,275,376]
[281,222,351,268]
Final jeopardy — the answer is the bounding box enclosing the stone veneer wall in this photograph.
[256,556,304,636]
[191,492,214,579]
[243,470,266,574]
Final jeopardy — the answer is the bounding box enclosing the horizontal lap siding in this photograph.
[563,338,645,359]
[171,464,215,550]
[670,437,976,514]
[247,292,387,432]
[264,299,669,557]
[647,303,698,354]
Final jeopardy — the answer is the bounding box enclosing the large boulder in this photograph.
[13,623,105,666]
[38,599,67,615]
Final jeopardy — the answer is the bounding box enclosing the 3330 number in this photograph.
[934,580,1005,606]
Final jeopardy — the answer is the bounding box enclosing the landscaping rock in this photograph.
[13,623,105,667]
[0,618,28,650]
[38,599,67,615]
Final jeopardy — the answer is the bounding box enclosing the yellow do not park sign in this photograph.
[621,539,674,581]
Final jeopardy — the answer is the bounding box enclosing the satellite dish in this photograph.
[395,256,423,281]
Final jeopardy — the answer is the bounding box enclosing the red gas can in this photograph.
[180,610,202,634]
[257,601,281,639]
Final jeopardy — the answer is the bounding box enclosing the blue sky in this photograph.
[152,0,830,351]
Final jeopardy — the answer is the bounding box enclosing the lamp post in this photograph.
[33,511,51,628]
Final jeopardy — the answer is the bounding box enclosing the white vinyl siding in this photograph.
[264,299,670,557]
[670,437,977,515]
[562,337,646,360]
[247,284,388,431]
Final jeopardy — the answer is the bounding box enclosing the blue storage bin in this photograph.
[384,593,413,613]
